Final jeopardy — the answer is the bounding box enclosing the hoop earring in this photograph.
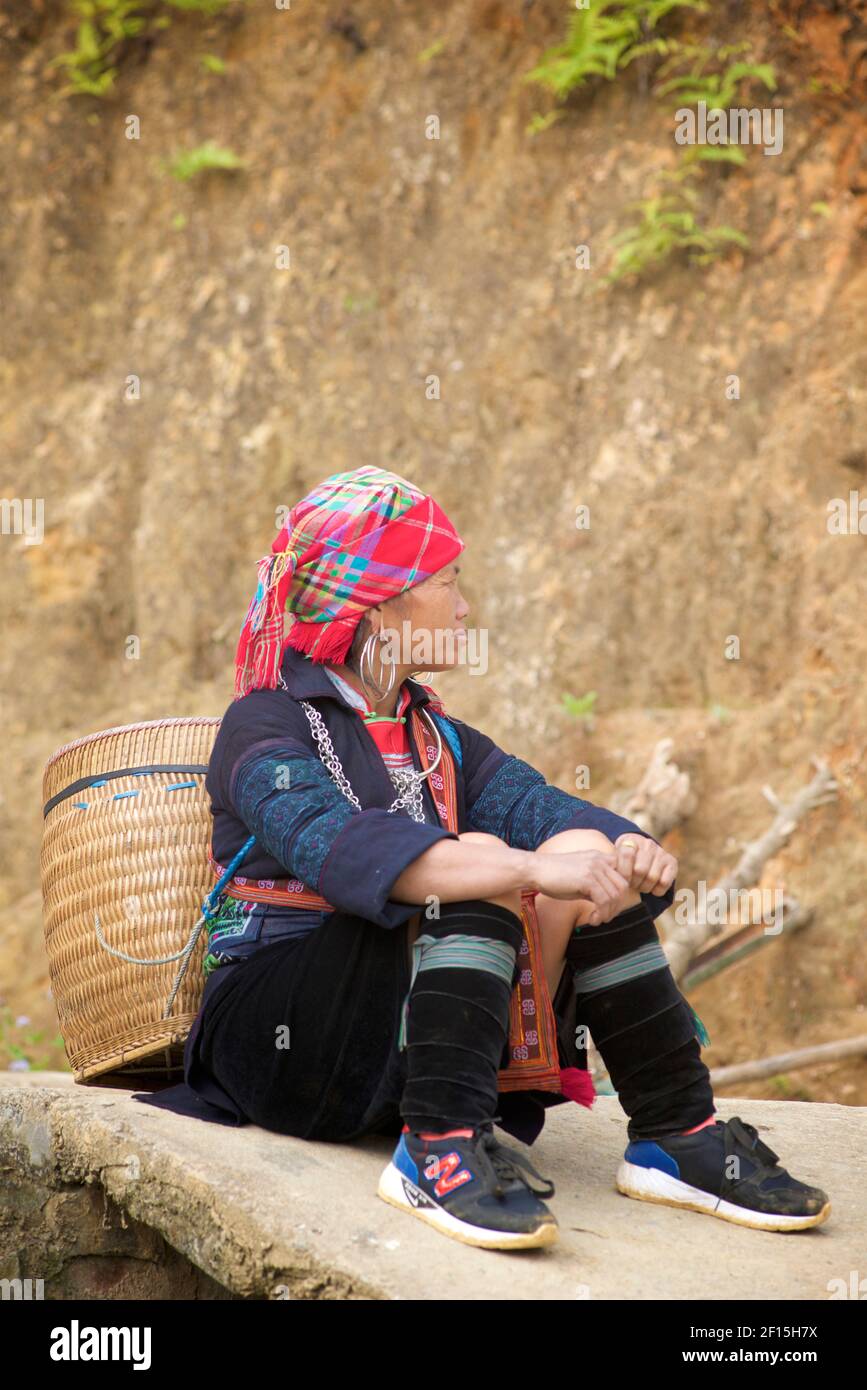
[359,631,397,705]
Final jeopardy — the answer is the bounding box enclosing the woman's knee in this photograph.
[536,828,615,855]
[457,830,523,916]
[534,827,642,909]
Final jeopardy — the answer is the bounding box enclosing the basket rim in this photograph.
[43,716,222,774]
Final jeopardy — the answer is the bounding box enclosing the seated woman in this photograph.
[178,465,830,1251]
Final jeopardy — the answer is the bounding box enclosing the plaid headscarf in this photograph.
[233,465,465,699]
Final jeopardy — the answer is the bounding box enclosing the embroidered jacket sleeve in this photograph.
[445,713,676,920]
[211,695,459,930]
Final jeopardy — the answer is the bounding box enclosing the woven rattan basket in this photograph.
[41,717,221,1084]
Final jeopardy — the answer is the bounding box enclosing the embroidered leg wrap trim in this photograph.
[566,901,714,1141]
[399,899,523,1133]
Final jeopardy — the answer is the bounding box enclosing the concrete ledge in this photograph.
[1,1073,862,1300]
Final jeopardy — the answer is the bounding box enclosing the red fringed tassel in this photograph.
[284,612,359,665]
[559,1066,596,1109]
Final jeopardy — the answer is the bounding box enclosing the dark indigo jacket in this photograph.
[203,644,675,958]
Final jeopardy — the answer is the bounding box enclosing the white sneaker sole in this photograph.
[377,1159,559,1250]
[616,1160,831,1232]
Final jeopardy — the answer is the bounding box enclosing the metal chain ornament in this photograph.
[299,698,443,824]
[276,629,444,823]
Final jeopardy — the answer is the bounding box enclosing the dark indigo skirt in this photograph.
[184,907,581,1146]
[192,908,415,1142]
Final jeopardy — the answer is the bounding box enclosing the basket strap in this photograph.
[43,764,209,817]
[92,834,260,1021]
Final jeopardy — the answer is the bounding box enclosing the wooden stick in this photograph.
[609,737,696,841]
[681,901,812,989]
[709,1035,867,1086]
[661,757,837,979]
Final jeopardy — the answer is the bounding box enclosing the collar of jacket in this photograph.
[277,642,434,715]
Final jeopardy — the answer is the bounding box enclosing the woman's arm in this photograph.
[229,739,462,928]
[390,835,533,903]
[443,713,677,919]
[390,835,631,919]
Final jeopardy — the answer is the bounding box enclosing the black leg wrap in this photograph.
[400,899,524,1133]
[566,901,714,1141]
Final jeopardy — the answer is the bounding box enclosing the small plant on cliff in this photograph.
[651,38,776,107]
[523,0,708,99]
[604,165,748,283]
[49,0,153,96]
[163,140,246,179]
[50,0,239,98]
[525,6,776,284]
[562,690,598,734]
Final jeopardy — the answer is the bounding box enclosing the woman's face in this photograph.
[378,560,469,671]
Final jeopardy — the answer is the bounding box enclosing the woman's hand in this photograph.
[530,849,631,925]
[613,834,678,896]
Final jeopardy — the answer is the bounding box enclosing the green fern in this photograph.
[604,168,748,283]
[526,110,567,137]
[418,38,446,64]
[524,0,709,98]
[164,140,247,179]
[51,0,239,97]
[524,8,778,285]
[643,37,750,83]
[48,0,148,96]
[681,144,747,165]
[656,60,776,106]
[562,690,599,719]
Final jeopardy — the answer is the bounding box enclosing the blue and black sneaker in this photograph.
[377,1120,559,1249]
[616,1115,831,1232]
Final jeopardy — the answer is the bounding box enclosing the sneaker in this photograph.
[376,1120,559,1249]
[616,1114,831,1232]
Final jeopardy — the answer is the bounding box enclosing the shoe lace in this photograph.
[471,1123,556,1200]
[725,1116,781,1171]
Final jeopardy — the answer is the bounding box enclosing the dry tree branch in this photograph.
[583,755,838,1088]
[609,737,696,840]
[710,1035,867,1088]
[661,756,838,980]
